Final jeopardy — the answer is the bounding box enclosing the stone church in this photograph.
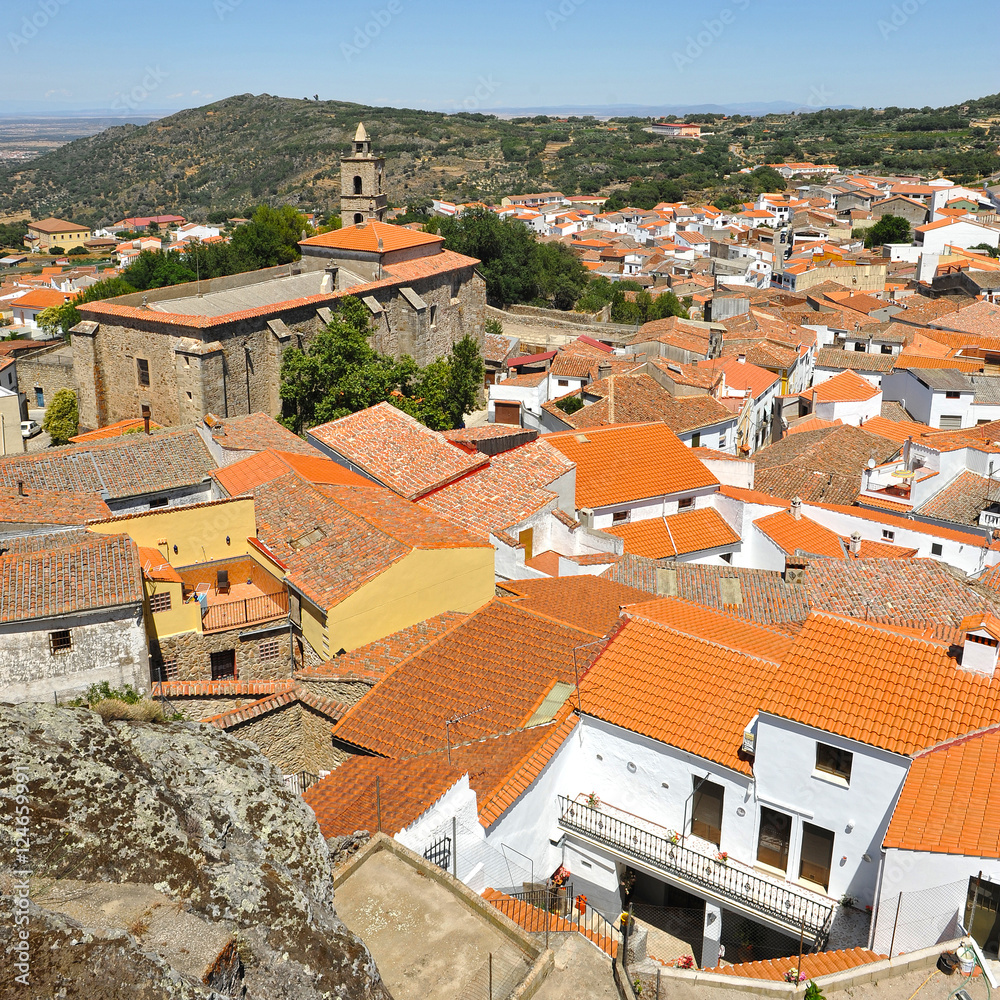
[71,126,485,431]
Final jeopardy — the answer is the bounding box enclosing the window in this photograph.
[49,629,72,655]
[945,391,961,399]
[557,379,569,387]
[939,415,962,430]
[149,591,172,614]
[853,342,866,352]
[210,649,236,680]
[691,432,701,447]
[612,510,629,525]
[678,497,695,511]
[148,497,168,509]
[691,778,725,846]
[353,175,363,195]
[429,304,437,327]
[152,657,178,682]
[353,213,364,225]
[881,344,893,355]
[931,542,943,556]
[137,358,150,387]
[882,529,895,542]
[815,743,853,783]
[757,807,791,871]
[799,823,835,891]
[259,638,281,662]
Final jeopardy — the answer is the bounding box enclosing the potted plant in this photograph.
[839,893,858,909]
[586,790,601,809]
[676,955,694,970]
[715,851,729,865]
[784,969,806,984]
[620,867,637,897]
[666,830,679,845]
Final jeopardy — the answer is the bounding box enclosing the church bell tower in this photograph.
[340,122,388,225]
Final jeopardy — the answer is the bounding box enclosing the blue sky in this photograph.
[2,0,996,114]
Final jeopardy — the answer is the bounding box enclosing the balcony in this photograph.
[557,795,834,946]
[178,557,288,634]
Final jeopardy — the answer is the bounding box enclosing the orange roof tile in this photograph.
[331,599,596,757]
[544,423,718,509]
[809,369,880,403]
[496,575,651,636]
[604,508,739,558]
[0,485,112,525]
[579,614,778,774]
[137,545,182,583]
[754,509,847,560]
[786,417,842,436]
[70,418,162,442]
[884,723,1000,855]
[298,219,444,253]
[695,355,779,398]
[708,947,887,981]
[12,288,74,310]
[212,448,371,496]
[764,612,1000,755]
[308,402,489,500]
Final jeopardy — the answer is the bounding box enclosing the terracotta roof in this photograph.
[12,288,73,310]
[70,418,162,442]
[298,219,445,253]
[305,754,463,838]
[579,614,778,775]
[137,545,182,583]
[814,347,895,374]
[0,485,111,525]
[913,470,991,526]
[765,612,1000,754]
[331,599,595,757]
[753,424,900,506]
[786,417,842,436]
[204,412,317,455]
[212,448,371,496]
[695,355,780,398]
[928,300,1000,338]
[884,723,1000,856]
[483,333,515,363]
[708,948,887,981]
[500,371,548,388]
[604,508,740,558]
[253,476,487,610]
[495,575,651,636]
[0,533,142,624]
[308,402,489,500]
[544,423,718,508]
[297,611,468,682]
[27,217,88,234]
[0,428,215,501]
[755,509,847,559]
[419,440,573,537]
[809,369,880,403]
[857,415,934,443]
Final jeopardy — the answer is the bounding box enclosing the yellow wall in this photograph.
[299,596,329,660]
[88,498,257,568]
[144,579,201,639]
[322,545,494,654]
[0,393,22,457]
[32,228,89,250]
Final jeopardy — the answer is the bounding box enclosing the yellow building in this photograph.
[25,217,91,252]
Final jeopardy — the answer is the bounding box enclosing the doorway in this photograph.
[799,823,835,891]
[966,877,1000,958]
[757,807,791,873]
[691,779,724,846]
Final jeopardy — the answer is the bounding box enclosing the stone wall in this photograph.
[16,343,76,409]
[0,607,148,703]
[297,678,372,705]
[155,626,292,683]
[300,703,349,773]
[230,702,305,774]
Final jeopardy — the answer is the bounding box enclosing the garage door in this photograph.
[494,401,521,426]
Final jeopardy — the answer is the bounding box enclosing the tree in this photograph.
[864,214,911,248]
[122,250,196,290]
[206,210,229,225]
[556,394,584,415]
[67,245,89,256]
[37,276,137,337]
[229,204,311,268]
[484,316,504,338]
[970,242,1000,258]
[443,334,484,425]
[43,389,79,445]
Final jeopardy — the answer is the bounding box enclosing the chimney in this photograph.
[737,353,746,364]
[783,557,808,585]
[141,404,151,435]
[790,496,803,520]
[849,531,862,555]
[655,564,678,597]
[608,375,615,425]
[17,480,25,497]
[597,362,612,380]
[960,615,1000,677]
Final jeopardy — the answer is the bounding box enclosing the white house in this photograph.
[914,218,1000,254]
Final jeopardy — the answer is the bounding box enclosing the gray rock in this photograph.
[0,703,392,999]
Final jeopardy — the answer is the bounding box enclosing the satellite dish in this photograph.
[867,458,876,469]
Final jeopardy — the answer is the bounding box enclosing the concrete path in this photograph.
[531,933,618,1000]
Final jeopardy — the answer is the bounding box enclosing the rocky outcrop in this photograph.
[0,703,392,999]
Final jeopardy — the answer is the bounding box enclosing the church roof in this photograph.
[354,122,369,142]
[299,220,444,254]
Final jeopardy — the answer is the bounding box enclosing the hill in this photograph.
[2,91,999,224]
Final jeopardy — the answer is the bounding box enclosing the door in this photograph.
[757,807,792,872]
[691,778,724,846]
[34,387,44,407]
[518,528,534,562]
[210,649,236,680]
[494,401,521,426]
[799,823,835,891]
[966,878,1000,957]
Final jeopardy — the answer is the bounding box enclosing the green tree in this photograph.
[556,394,584,415]
[484,315,504,338]
[230,203,311,268]
[122,250,196,290]
[970,242,1000,258]
[43,388,79,445]
[745,166,786,195]
[864,214,911,248]
[37,276,137,337]
[443,334,484,425]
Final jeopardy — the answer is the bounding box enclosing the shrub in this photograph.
[48,246,65,255]
[67,245,89,256]
[92,698,166,723]
[42,388,79,445]
[555,394,584,415]
[85,681,144,704]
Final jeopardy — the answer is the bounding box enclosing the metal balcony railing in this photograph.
[557,795,834,944]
